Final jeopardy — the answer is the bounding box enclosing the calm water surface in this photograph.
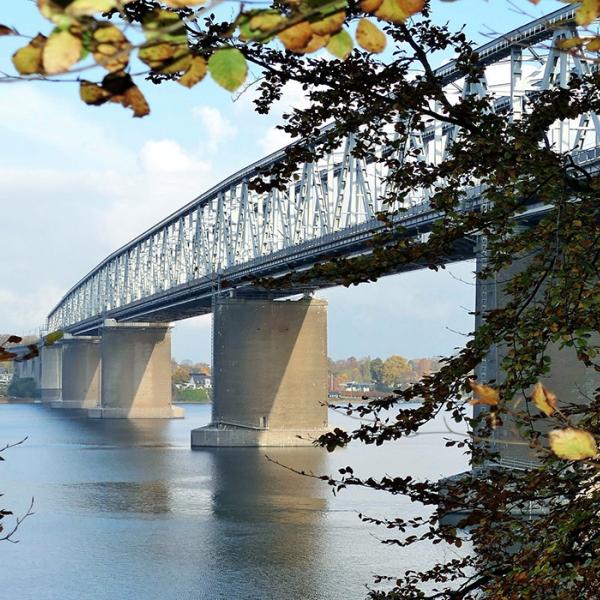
[0,402,468,600]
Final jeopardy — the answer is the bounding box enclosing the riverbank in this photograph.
[173,388,211,403]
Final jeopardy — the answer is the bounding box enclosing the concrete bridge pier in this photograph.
[40,344,62,403]
[13,353,41,386]
[474,245,600,467]
[192,296,329,447]
[89,320,184,419]
[53,335,101,410]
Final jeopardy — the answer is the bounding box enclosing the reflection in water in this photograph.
[208,447,327,521]
[0,402,469,600]
[199,448,329,600]
[65,481,172,515]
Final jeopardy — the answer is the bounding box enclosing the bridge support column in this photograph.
[192,296,329,447]
[475,246,600,467]
[89,320,184,419]
[40,344,62,403]
[13,353,41,385]
[53,336,101,410]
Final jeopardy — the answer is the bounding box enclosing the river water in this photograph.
[0,402,468,600]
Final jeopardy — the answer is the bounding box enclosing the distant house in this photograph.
[0,372,11,385]
[343,381,372,393]
[187,372,212,389]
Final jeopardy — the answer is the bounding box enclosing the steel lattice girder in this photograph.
[47,6,600,333]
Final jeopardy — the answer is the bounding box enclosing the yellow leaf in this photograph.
[586,37,600,51]
[12,34,47,75]
[549,428,598,460]
[164,0,206,6]
[44,330,64,346]
[531,382,557,416]
[80,80,112,105]
[65,0,119,16]
[360,0,383,13]
[139,41,177,68]
[576,0,600,26]
[249,11,285,32]
[178,56,208,88]
[37,0,75,27]
[278,21,313,52]
[398,0,425,15]
[375,0,424,23]
[374,0,408,24]
[468,379,499,406]
[326,29,353,60]
[356,18,386,53]
[310,11,346,36]
[43,29,83,74]
[208,47,247,92]
[299,33,331,54]
[93,24,131,72]
[557,37,585,50]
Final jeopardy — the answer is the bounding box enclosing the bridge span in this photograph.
[14,6,600,449]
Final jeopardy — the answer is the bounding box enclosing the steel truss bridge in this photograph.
[48,5,600,335]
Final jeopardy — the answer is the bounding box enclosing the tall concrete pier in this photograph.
[40,344,62,402]
[475,248,600,467]
[89,320,183,419]
[192,296,329,447]
[55,336,101,410]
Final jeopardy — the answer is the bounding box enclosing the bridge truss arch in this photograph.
[47,5,600,335]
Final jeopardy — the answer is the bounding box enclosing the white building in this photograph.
[187,372,212,389]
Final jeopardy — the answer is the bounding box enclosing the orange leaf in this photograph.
[468,379,499,406]
[360,0,383,12]
[398,0,425,13]
[531,382,557,416]
[356,18,386,53]
[278,21,313,52]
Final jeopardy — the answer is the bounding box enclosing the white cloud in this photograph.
[0,286,64,336]
[258,126,293,154]
[140,139,212,174]
[192,106,237,153]
[232,79,311,120]
[0,85,135,170]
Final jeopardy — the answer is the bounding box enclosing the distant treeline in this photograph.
[329,355,442,391]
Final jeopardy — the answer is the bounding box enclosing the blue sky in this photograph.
[0,0,566,361]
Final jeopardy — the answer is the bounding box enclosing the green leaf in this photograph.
[208,47,247,92]
[549,428,598,460]
[326,29,353,59]
[44,331,64,346]
[237,12,265,41]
